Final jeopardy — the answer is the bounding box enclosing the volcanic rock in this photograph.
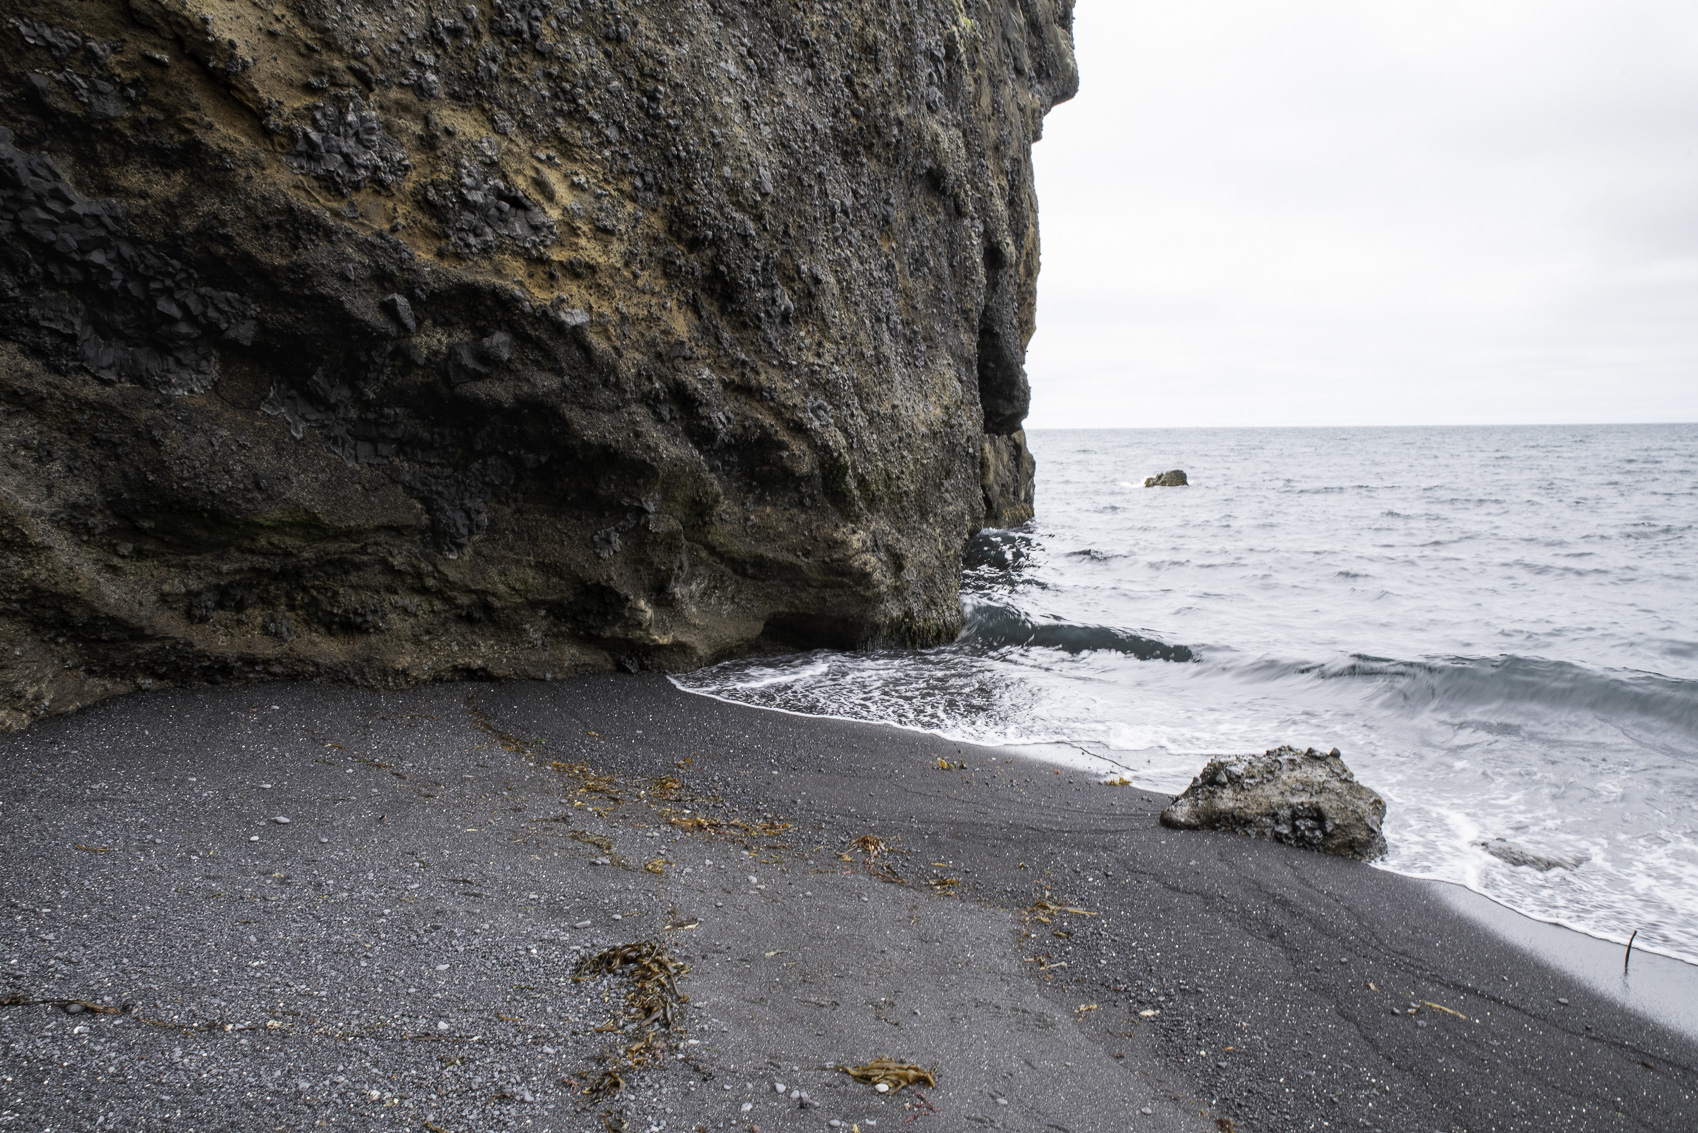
[980,430,1036,528]
[1144,470,1188,487]
[1479,838,1589,872]
[1160,746,1388,860]
[0,0,1077,729]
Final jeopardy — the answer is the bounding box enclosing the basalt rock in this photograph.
[0,0,1077,729]
[1160,746,1388,860]
[1479,838,1589,872]
[979,429,1035,527]
[1144,469,1187,487]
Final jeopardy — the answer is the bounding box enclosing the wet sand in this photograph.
[2,674,1693,1132]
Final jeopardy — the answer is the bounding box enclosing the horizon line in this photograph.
[1023,420,1698,431]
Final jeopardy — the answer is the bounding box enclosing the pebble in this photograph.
[248,835,260,842]
[1141,1107,1153,1115]
[574,920,592,929]
[273,816,291,824]
[1557,997,1569,1006]
[774,1082,785,1093]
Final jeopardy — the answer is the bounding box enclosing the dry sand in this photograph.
[1,674,1693,1132]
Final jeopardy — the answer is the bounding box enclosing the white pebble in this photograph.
[272,816,290,824]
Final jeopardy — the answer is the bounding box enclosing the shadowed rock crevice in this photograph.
[0,0,1075,730]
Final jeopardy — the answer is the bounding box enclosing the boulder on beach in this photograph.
[1144,470,1189,487]
[1160,746,1388,860]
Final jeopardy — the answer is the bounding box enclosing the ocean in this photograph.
[676,425,1698,965]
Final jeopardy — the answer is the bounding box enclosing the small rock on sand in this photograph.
[1160,745,1388,860]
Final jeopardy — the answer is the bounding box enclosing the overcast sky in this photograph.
[1025,1,1698,429]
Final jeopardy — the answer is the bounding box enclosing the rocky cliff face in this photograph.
[0,0,1075,730]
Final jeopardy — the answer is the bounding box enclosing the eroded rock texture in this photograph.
[1160,746,1389,861]
[0,0,1076,728]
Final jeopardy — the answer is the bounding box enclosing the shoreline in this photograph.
[1427,881,1698,1041]
[678,677,1698,980]
[2,674,1694,1132]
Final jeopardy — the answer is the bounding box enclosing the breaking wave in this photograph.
[1247,653,1698,734]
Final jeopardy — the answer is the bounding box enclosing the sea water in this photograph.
[675,425,1698,965]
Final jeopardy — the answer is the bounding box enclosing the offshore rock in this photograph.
[980,430,1036,527]
[0,0,1077,729]
[1160,746,1388,860]
[1144,469,1188,487]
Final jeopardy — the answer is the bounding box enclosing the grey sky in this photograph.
[1026,1,1698,428]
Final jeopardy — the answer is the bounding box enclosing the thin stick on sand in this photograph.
[1623,929,1638,975]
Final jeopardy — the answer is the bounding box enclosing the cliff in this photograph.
[0,0,1075,730]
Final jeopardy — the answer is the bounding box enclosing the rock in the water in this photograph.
[1479,839,1588,872]
[1144,470,1189,487]
[1160,746,1388,860]
[0,1,1078,730]
[980,431,1037,527]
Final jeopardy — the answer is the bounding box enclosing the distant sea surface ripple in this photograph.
[676,425,1698,964]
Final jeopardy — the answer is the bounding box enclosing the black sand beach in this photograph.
[2,675,1693,1132]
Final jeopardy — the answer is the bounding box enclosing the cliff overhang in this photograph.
[0,0,1076,729]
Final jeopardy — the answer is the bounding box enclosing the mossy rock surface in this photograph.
[0,0,1076,727]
